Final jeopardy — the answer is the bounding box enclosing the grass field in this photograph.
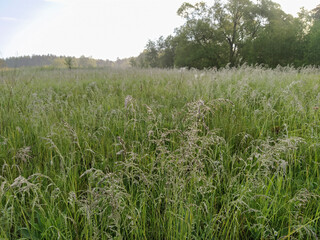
[1,66,320,239]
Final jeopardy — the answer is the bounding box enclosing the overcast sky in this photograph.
[0,0,319,61]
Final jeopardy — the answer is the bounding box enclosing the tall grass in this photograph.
[1,66,320,239]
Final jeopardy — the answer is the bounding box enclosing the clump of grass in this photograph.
[1,66,320,239]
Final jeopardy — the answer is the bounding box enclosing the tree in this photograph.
[157,35,176,68]
[135,0,316,69]
[77,55,97,68]
[312,4,320,20]
[242,3,308,67]
[53,57,65,68]
[0,59,6,69]
[173,19,228,69]
[177,0,263,67]
[130,51,149,68]
[145,40,159,68]
[305,20,320,65]
[131,35,176,68]
[305,3,320,66]
[129,57,138,67]
[64,57,73,70]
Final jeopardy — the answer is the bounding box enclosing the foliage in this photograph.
[133,0,320,69]
[243,9,305,67]
[312,4,320,20]
[1,67,320,239]
[77,55,97,68]
[305,20,320,65]
[64,57,73,70]
[0,59,6,68]
[131,36,176,68]
[3,54,128,69]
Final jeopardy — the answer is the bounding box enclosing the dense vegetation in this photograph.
[131,0,320,69]
[1,66,320,239]
[0,55,130,69]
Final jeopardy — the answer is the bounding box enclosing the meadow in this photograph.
[1,66,320,239]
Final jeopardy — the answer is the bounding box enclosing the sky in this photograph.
[0,0,319,61]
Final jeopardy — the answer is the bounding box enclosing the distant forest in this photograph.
[131,0,320,69]
[0,55,131,69]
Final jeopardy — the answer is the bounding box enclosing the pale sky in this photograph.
[0,0,319,61]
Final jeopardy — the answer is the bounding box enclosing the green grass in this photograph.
[1,66,320,239]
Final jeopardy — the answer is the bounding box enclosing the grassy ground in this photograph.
[1,66,320,239]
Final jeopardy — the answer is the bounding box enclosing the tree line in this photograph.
[130,0,320,69]
[0,55,131,69]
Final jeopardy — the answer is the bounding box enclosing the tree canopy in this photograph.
[132,0,319,69]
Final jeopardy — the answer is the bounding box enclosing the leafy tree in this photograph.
[130,50,149,68]
[304,3,320,66]
[64,57,73,70]
[135,0,320,69]
[53,57,65,68]
[312,4,320,20]
[245,16,301,67]
[242,3,309,67]
[305,20,320,65]
[157,36,176,68]
[0,59,6,68]
[77,55,97,68]
[129,57,138,67]
[177,0,263,67]
[130,36,176,68]
[173,19,228,68]
[145,40,159,68]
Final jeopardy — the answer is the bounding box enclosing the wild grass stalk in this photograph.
[0,66,320,239]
